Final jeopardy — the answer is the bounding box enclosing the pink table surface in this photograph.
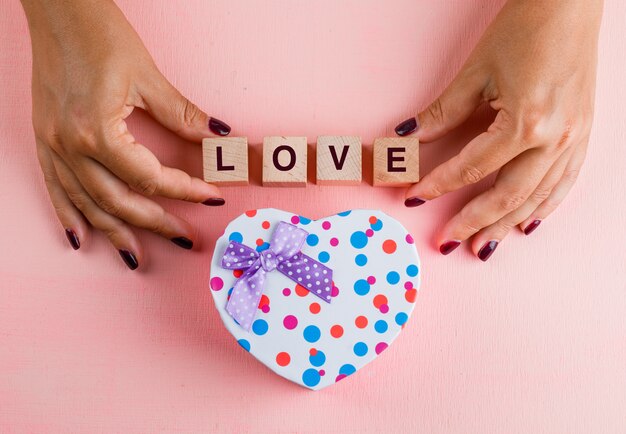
[1,0,625,432]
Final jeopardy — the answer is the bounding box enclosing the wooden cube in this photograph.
[262,136,307,187]
[202,137,249,186]
[316,136,362,185]
[373,137,419,187]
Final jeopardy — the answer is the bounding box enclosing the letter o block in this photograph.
[202,137,249,186]
[373,137,419,187]
[262,136,308,187]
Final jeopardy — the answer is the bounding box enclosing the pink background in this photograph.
[1,0,625,432]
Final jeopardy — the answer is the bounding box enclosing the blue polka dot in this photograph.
[406,264,419,277]
[374,320,388,333]
[303,325,321,343]
[228,232,243,243]
[395,312,409,326]
[370,219,383,231]
[386,271,400,285]
[318,251,330,263]
[299,216,312,225]
[256,242,270,252]
[353,342,368,357]
[338,210,352,217]
[252,319,268,335]
[350,231,368,249]
[237,339,250,352]
[306,234,319,246]
[302,368,321,387]
[309,350,326,367]
[227,287,233,297]
[353,279,370,296]
[339,364,356,375]
[355,254,368,266]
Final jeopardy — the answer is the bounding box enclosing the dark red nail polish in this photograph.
[208,117,231,136]
[65,228,80,250]
[404,197,426,207]
[395,117,418,136]
[171,237,193,250]
[524,219,541,235]
[202,197,225,206]
[478,240,498,262]
[439,240,461,255]
[118,249,138,270]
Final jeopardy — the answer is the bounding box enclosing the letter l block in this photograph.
[202,137,249,186]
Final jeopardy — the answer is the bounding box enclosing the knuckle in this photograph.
[459,164,484,185]
[97,196,124,217]
[179,98,202,130]
[426,98,446,127]
[530,186,552,203]
[66,190,89,211]
[499,191,527,212]
[561,167,581,185]
[146,210,168,234]
[135,175,160,196]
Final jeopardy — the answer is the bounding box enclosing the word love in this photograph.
[202,136,419,187]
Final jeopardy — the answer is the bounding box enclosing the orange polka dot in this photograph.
[258,294,269,308]
[373,294,388,309]
[255,238,264,246]
[309,348,317,356]
[330,325,344,338]
[355,315,368,329]
[309,302,321,314]
[262,221,270,229]
[245,210,257,217]
[295,284,309,297]
[382,239,397,254]
[405,288,417,303]
[276,352,290,367]
[369,216,378,224]
[233,269,243,278]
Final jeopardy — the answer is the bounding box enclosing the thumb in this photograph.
[395,64,488,143]
[138,73,231,142]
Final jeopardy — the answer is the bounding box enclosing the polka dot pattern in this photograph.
[209,209,421,390]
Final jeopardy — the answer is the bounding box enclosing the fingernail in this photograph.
[439,240,461,255]
[523,219,542,235]
[171,236,193,250]
[405,197,426,207]
[395,117,419,136]
[118,249,139,270]
[202,197,225,206]
[477,240,498,262]
[208,117,231,136]
[64,228,80,250]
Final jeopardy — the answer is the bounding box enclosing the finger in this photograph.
[468,145,574,255]
[395,61,488,141]
[405,113,524,205]
[137,73,231,140]
[519,138,589,232]
[87,130,224,205]
[437,146,559,260]
[49,151,143,270]
[69,154,196,249]
[36,139,89,250]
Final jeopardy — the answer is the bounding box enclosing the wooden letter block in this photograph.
[262,136,307,187]
[373,137,419,187]
[202,137,249,186]
[316,136,362,185]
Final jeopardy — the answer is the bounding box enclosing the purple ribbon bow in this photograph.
[221,221,333,330]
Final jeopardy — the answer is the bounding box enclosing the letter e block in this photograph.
[262,136,307,187]
[373,137,419,187]
[202,137,249,186]
[316,136,362,185]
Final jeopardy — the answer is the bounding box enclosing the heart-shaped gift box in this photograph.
[209,208,421,390]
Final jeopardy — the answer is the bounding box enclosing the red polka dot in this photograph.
[276,352,291,366]
[405,288,417,303]
[367,276,376,284]
[258,294,270,308]
[369,216,377,225]
[295,284,309,297]
[382,239,397,254]
[233,269,243,278]
[355,316,368,328]
[322,221,331,230]
[262,221,270,229]
[210,277,223,291]
[255,238,264,246]
[245,210,257,217]
[373,294,388,309]
[309,348,317,356]
[309,302,321,314]
[330,237,339,246]
[330,325,344,338]
[291,215,300,224]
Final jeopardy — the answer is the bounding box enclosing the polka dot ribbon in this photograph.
[222,221,333,330]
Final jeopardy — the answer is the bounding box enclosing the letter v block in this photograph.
[203,137,249,186]
[373,137,419,186]
[316,136,362,185]
[262,136,308,187]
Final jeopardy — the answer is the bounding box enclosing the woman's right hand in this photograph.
[21,0,230,269]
